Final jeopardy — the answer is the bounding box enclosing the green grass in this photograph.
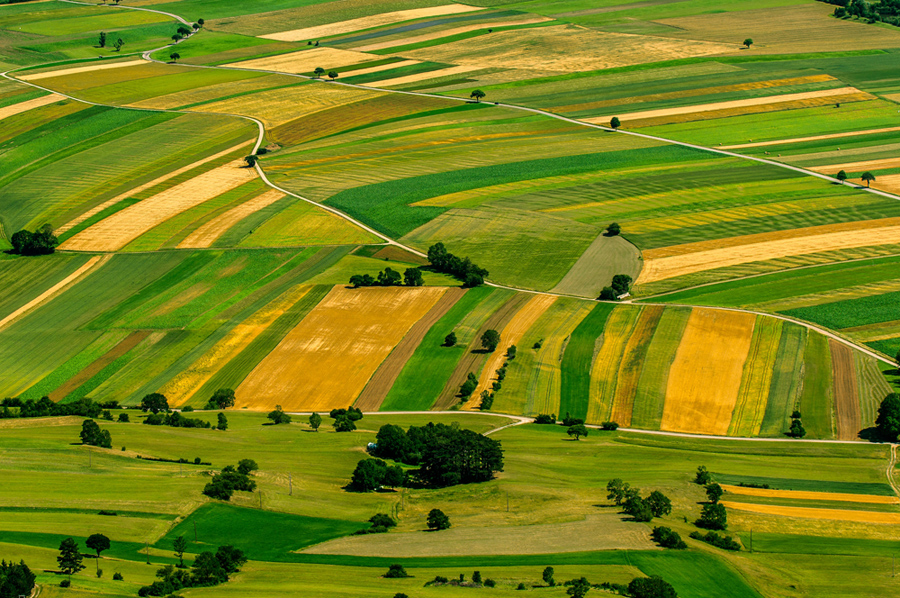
[746,533,900,556]
[782,290,900,330]
[798,332,835,439]
[559,303,615,420]
[759,326,807,437]
[712,473,895,496]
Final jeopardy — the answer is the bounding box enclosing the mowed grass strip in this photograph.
[661,310,756,436]
[237,285,447,411]
[728,317,783,437]
[799,332,835,439]
[759,326,807,437]
[830,339,861,441]
[610,305,664,427]
[558,303,616,421]
[586,306,641,425]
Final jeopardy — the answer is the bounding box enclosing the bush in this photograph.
[117,413,129,423]
[60,579,71,588]
[651,526,686,549]
[690,531,741,550]
[384,564,409,578]
[369,513,397,528]
[484,578,496,587]
[444,332,457,347]
[427,508,451,531]
[96,569,103,578]
[113,572,123,580]
[533,414,556,424]
[517,582,527,590]
[628,576,677,598]
[181,406,194,413]
[601,421,619,430]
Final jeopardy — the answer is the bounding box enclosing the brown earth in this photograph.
[830,339,861,441]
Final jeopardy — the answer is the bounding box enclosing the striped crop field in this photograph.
[728,317,783,437]
[583,305,640,424]
[558,303,616,421]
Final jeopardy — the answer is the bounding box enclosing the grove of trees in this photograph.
[0,559,35,597]
[349,267,424,288]
[138,545,246,596]
[427,242,488,287]
[81,419,112,448]
[10,226,58,256]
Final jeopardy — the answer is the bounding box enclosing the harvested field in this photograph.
[177,189,284,249]
[729,318,782,437]
[721,126,900,150]
[722,501,900,524]
[551,234,641,298]
[586,306,641,424]
[225,47,380,73]
[341,59,421,76]
[639,221,900,284]
[128,74,298,110]
[721,485,899,505]
[60,159,257,252]
[464,293,556,409]
[47,331,149,401]
[260,4,483,42]
[56,142,253,234]
[302,514,655,557]
[365,65,482,87]
[236,285,447,411]
[354,16,553,51]
[0,255,108,332]
[18,60,147,82]
[661,309,756,436]
[810,157,900,175]
[830,339,861,441]
[0,93,64,120]
[584,87,865,125]
[609,306,663,427]
[355,288,465,411]
[871,173,900,195]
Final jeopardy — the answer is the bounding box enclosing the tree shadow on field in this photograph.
[858,427,882,442]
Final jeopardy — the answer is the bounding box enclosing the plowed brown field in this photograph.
[830,339,861,441]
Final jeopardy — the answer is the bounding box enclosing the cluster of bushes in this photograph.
[606,479,672,522]
[651,526,686,549]
[425,571,496,588]
[81,419,112,448]
[787,410,806,438]
[367,422,504,488]
[820,0,900,25]
[138,546,246,596]
[690,531,741,551]
[267,405,292,425]
[694,467,728,530]
[0,559,35,597]
[144,411,211,428]
[350,458,406,492]
[136,456,208,466]
[202,460,258,501]
[349,267,424,288]
[10,226,58,256]
[427,242,488,287]
[331,407,363,432]
[0,396,103,419]
[353,513,397,535]
[598,274,633,301]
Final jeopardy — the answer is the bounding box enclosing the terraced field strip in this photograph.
[830,339,861,441]
[464,293,557,409]
[365,64,482,87]
[56,142,254,235]
[721,126,900,150]
[236,285,447,411]
[584,87,866,124]
[160,284,314,406]
[177,189,284,248]
[728,318,783,437]
[356,287,466,411]
[354,15,553,52]
[721,485,899,505]
[722,501,900,524]
[225,47,382,73]
[18,60,147,81]
[61,159,257,252]
[260,4,484,41]
[0,255,109,333]
[759,326,806,437]
[433,292,530,410]
[610,305,664,427]
[0,93,64,120]
[586,306,640,424]
[661,309,756,436]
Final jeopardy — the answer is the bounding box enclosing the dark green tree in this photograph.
[542,566,555,586]
[743,38,753,48]
[80,419,112,448]
[114,38,124,51]
[567,424,588,440]
[217,412,228,431]
[706,483,723,503]
[875,393,900,441]
[628,575,677,598]
[472,571,482,585]
[624,495,654,522]
[245,155,258,168]
[267,405,292,424]
[644,490,672,517]
[789,418,806,438]
[334,415,357,432]
[309,412,322,431]
[606,222,621,236]
[173,536,187,568]
[384,564,409,578]
[861,171,876,187]
[10,227,58,256]
[470,89,486,103]
[328,70,338,80]
[0,560,36,597]
[651,526,686,549]
[206,388,235,410]
[836,169,848,183]
[140,393,169,414]
[426,508,450,530]
[57,538,85,579]
[85,534,110,560]
[237,459,258,476]
[481,329,500,352]
[351,458,387,492]
[598,286,618,301]
[98,31,106,47]
[382,465,406,489]
[118,413,129,423]
[610,117,621,130]
[314,67,325,78]
[694,465,711,485]
[170,52,180,62]
[444,331,457,347]
[191,552,228,585]
[566,577,591,598]
[404,267,424,287]
[611,274,632,295]
[696,503,728,530]
[459,372,478,397]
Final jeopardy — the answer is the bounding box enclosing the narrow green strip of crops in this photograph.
[712,472,894,496]
[798,332,835,439]
[759,325,807,437]
[559,303,615,421]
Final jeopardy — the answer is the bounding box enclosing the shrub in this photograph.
[384,564,409,578]
[60,579,71,588]
[534,414,555,424]
[427,508,451,531]
[694,466,711,485]
[96,569,103,578]
[472,571,482,584]
[601,421,619,430]
[369,513,397,528]
[628,576,677,598]
[689,531,741,551]
[651,526,687,549]
[517,582,527,590]
[484,579,496,587]
[117,413,129,423]
[181,406,194,413]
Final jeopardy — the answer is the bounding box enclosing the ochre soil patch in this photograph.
[830,339,861,441]
[722,126,900,149]
[355,287,466,410]
[0,93,64,120]
[464,293,557,409]
[260,4,483,41]
[723,501,900,524]
[236,285,447,411]
[226,47,380,73]
[355,16,553,52]
[49,331,150,401]
[61,159,257,252]
[721,485,899,505]
[177,189,284,249]
[18,60,146,81]
[661,309,755,435]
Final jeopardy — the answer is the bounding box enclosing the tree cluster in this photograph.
[202,461,258,501]
[10,227,58,256]
[138,545,246,596]
[695,503,728,530]
[370,422,504,487]
[0,396,102,419]
[875,393,900,441]
[822,0,900,25]
[267,405,292,424]
[427,242,488,287]
[787,410,806,438]
[598,274,633,301]
[0,560,35,598]
[204,388,235,410]
[349,267,423,288]
[331,407,362,431]
[533,413,556,424]
[144,411,211,428]
[353,513,397,535]
[651,526,686,549]
[690,530,741,551]
[606,479,672,522]
[349,458,406,492]
[81,419,112,448]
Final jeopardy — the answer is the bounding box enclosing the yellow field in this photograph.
[811,157,900,174]
[341,59,421,76]
[260,4,483,41]
[0,93,64,120]
[721,485,900,505]
[128,74,297,110]
[661,309,756,435]
[17,59,146,81]
[177,189,284,249]
[60,159,257,252]
[354,16,553,52]
[639,219,900,284]
[721,126,900,149]
[0,255,109,332]
[464,294,557,409]
[728,318,782,437]
[226,47,380,73]
[871,173,900,195]
[56,142,253,234]
[587,306,642,424]
[584,87,864,125]
[160,285,313,406]
[236,285,447,411]
[722,501,900,524]
[609,306,663,426]
[366,65,482,87]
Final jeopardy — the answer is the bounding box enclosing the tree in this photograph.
[610,116,621,130]
[85,534,110,561]
[459,372,478,397]
[237,459,258,476]
[470,89,486,103]
[628,576,677,598]
[140,393,169,414]
[606,222,621,236]
[694,465,711,485]
[369,513,397,529]
[216,413,228,431]
[836,169,848,183]
[328,71,338,80]
[507,345,517,360]
[99,31,107,48]
[404,267,424,287]
[895,348,900,366]
[172,34,182,42]
[57,538,85,579]
[788,418,806,438]
[118,413,129,423]
[333,415,356,432]
[244,154,258,168]
[10,227,58,256]
[113,38,124,51]
[743,38,753,48]
[566,577,591,598]
[875,393,900,441]
[384,564,409,578]
[444,331,457,347]
[377,267,402,286]
[193,22,200,30]
[481,329,501,352]
[542,566,555,587]
[0,560,36,597]
[170,52,180,62]
[644,490,672,517]
[191,551,228,585]
[206,388,235,409]
[382,465,406,489]
[861,171,876,187]
[624,495,654,522]
[173,536,187,568]
[351,459,387,492]
[177,25,191,37]
[197,18,205,27]
[267,405,291,425]
[696,503,728,530]
[472,571,482,585]
[309,412,322,431]
[80,419,111,448]
[427,508,450,531]
[611,274,632,295]
[598,286,618,301]
[706,482,723,504]
[651,526,686,549]
[567,424,588,440]
[314,67,325,78]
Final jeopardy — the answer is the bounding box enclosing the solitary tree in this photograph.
[206,388,235,409]
[426,508,451,531]
[567,424,588,440]
[140,393,168,414]
[173,535,187,568]
[217,412,228,431]
[99,31,107,48]
[610,116,621,130]
[481,329,501,352]
[606,222,621,236]
[444,331,457,347]
[309,412,322,431]
[170,52,180,63]
[328,70,338,80]
[743,38,753,48]
[198,18,205,27]
[58,538,85,580]
[314,67,325,78]
[696,503,728,530]
[85,534,110,573]
[113,38,125,51]
[861,171,876,187]
[244,155,258,168]
[470,89,486,103]
[836,169,847,183]
[267,405,292,424]
[542,566,555,587]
